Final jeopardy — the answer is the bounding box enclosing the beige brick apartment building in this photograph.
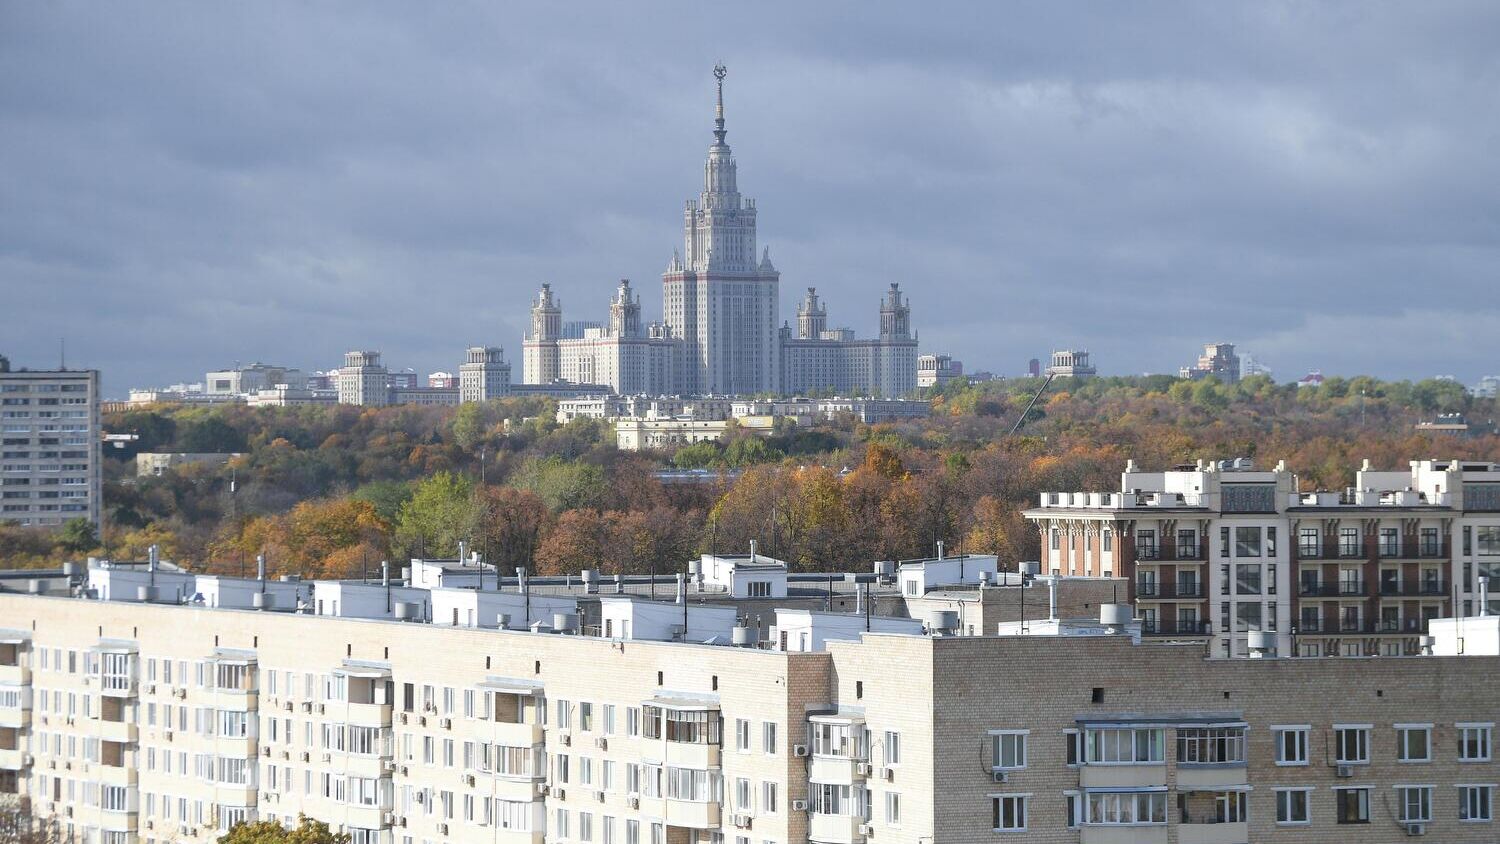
[1,566,1498,844]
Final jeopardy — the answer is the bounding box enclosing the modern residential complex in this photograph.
[1,550,1498,844]
[521,69,919,400]
[0,356,101,528]
[1026,457,1500,659]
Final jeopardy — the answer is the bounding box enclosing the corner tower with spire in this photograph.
[662,64,781,396]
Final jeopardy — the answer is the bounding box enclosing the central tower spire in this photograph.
[713,63,727,145]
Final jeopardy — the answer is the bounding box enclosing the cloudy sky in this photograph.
[3,2,1498,395]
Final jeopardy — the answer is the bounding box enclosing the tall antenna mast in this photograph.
[713,63,728,144]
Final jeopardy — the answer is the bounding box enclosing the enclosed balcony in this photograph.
[475,678,546,747]
[0,635,30,686]
[643,698,721,770]
[808,715,870,786]
[1176,790,1248,844]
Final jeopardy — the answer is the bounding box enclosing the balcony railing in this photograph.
[1141,620,1211,636]
[1135,546,1160,561]
[1378,581,1447,597]
[1298,582,1366,598]
[1174,544,1202,560]
[1137,583,1205,599]
[1296,619,1432,635]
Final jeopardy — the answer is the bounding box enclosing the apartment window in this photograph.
[1235,564,1262,595]
[761,782,778,814]
[881,730,901,766]
[1398,786,1433,823]
[990,731,1027,770]
[1458,724,1493,761]
[603,704,616,735]
[1335,787,1370,824]
[1477,527,1500,555]
[579,702,593,731]
[1049,529,1059,551]
[1084,791,1166,825]
[1176,727,1246,765]
[1396,725,1432,762]
[735,719,751,751]
[1176,529,1197,559]
[1276,788,1311,824]
[1274,727,1309,765]
[762,722,777,755]
[1085,728,1163,764]
[1460,784,1493,822]
[1335,726,1370,764]
[626,707,640,737]
[1063,730,1082,766]
[1420,527,1440,556]
[811,722,868,759]
[1135,529,1157,560]
[1102,530,1112,552]
[1235,602,1262,632]
[1379,527,1400,557]
[884,792,900,826]
[1220,527,1230,558]
[1340,527,1362,557]
[1234,527,1261,557]
[735,778,752,810]
[991,795,1027,832]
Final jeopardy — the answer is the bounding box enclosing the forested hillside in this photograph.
[1,375,1493,576]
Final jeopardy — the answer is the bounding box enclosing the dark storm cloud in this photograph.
[2,1,1497,393]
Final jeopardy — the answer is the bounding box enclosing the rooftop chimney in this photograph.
[256,554,266,581]
[936,540,945,560]
[1480,577,1490,617]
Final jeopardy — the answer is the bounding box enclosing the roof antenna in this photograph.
[59,337,66,370]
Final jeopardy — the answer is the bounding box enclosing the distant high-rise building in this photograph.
[1240,352,1273,380]
[204,363,305,395]
[428,372,458,389]
[519,67,920,399]
[1046,350,1096,379]
[338,351,388,406]
[1181,342,1241,383]
[459,347,512,402]
[1028,358,1041,378]
[0,356,101,528]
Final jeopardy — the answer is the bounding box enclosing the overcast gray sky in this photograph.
[3,2,1498,395]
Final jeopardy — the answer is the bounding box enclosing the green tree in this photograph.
[351,480,413,523]
[449,403,487,452]
[511,456,605,512]
[57,518,100,554]
[394,472,474,557]
[217,815,349,844]
[177,416,247,453]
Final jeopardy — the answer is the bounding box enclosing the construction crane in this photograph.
[1008,372,1056,435]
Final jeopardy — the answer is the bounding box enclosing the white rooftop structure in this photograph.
[896,552,1002,598]
[773,608,924,652]
[310,581,433,621]
[692,548,789,598]
[598,595,739,643]
[429,587,579,631]
[406,554,500,590]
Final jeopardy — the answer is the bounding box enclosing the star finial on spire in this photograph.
[713,63,728,144]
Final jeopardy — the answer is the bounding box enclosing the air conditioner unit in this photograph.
[992,770,1009,783]
[280,750,290,760]
[262,747,271,757]
[793,744,809,757]
[1405,822,1426,836]
[594,737,608,750]
[858,824,874,836]
[178,824,190,836]
[626,794,639,809]
[1335,764,1354,778]
[316,703,326,714]
[436,824,449,835]
[22,753,33,766]
[163,730,173,741]
[419,716,428,727]
[558,732,571,746]
[300,702,312,713]
[382,760,397,773]
[283,701,293,712]
[174,688,187,699]
[381,812,395,826]
[63,761,72,771]
[144,683,156,694]
[301,752,311,762]
[63,806,73,818]
[553,788,566,800]
[399,712,409,724]
[464,774,476,787]
[594,790,606,802]
[400,765,410,776]
[538,785,550,797]
[397,816,407,828]
[855,762,873,776]
[414,791,426,804]
[440,717,452,729]
[320,752,332,763]
[144,820,153,831]
[47,759,56,770]
[791,799,808,811]
[881,766,895,781]
[733,814,753,829]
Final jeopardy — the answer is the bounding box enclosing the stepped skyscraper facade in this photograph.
[522,67,919,398]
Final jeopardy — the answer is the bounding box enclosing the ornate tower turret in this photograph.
[609,279,643,339]
[879,283,911,341]
[797,287,827,340]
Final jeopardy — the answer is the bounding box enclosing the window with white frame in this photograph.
[761,781,777,814]
[1334,726,1370,764]
[736,719,751,751]
[811,722,868,759]
[1397,786,1432,823]
[1274,726,1308,765]
[1084,791,1166,825]
[991,795,1027,831]
[1176,727,1246,765]
[762,721,777,754]
[1396,725,1432,762]
[1459,784,1493,822]
[884,792,900,826]
[990,731,1027,770]
[1085,728,1164,764]
[884,730,900,766]
[1459,724,1493,761]
[1275,788,1310,824]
